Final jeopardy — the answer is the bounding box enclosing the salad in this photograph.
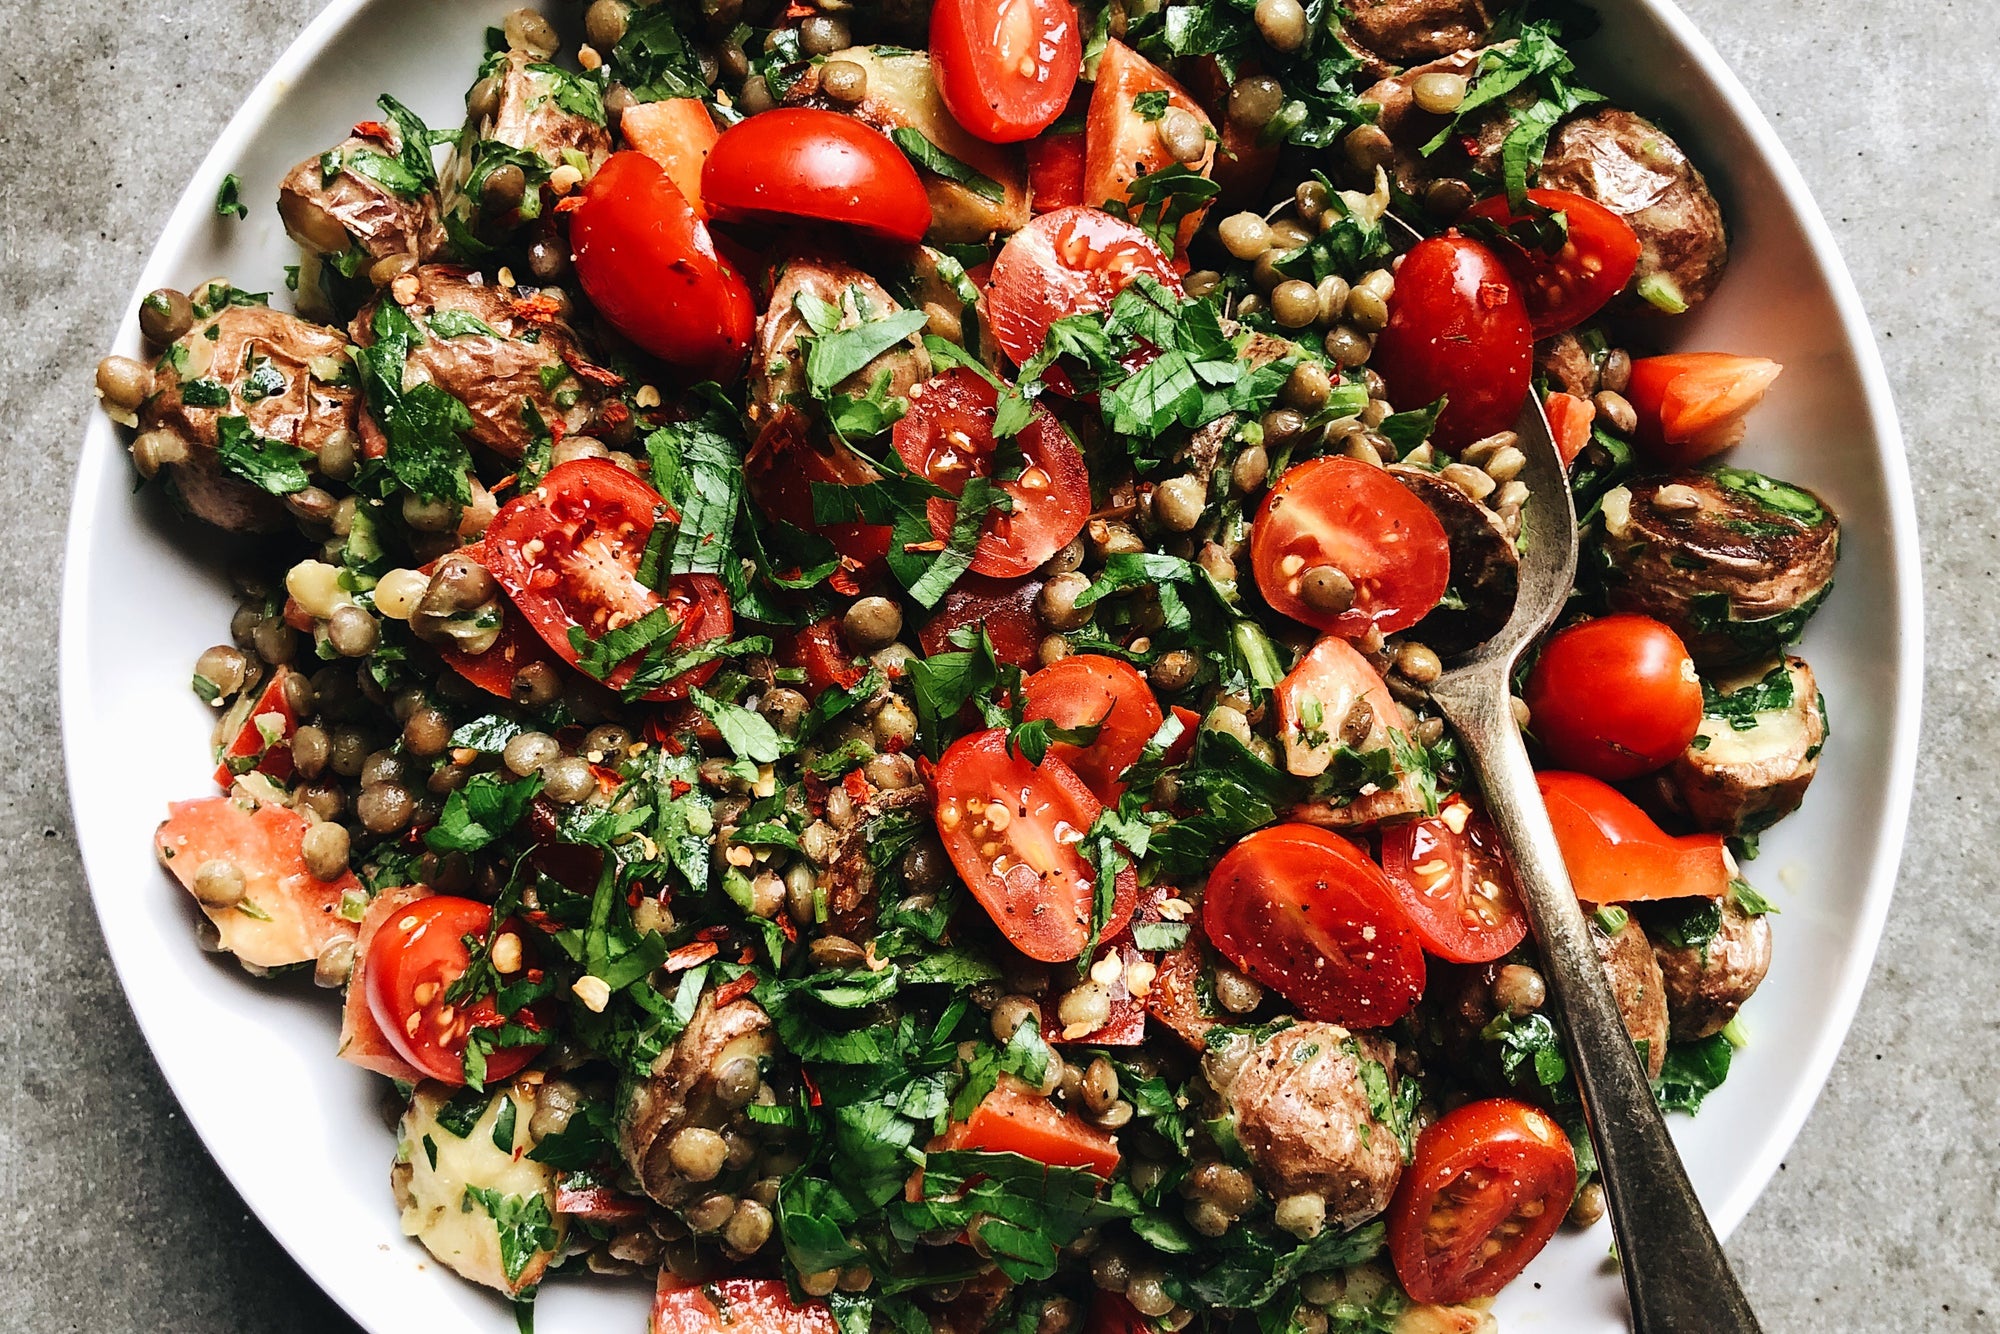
[95,0,1842,1330]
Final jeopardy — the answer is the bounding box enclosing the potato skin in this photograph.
[1341,0,1497,74]
[1595,470,1839,669]
[1649,896,1772,1040]
[1390,463,1519,658]
[618,990,774,1206]
[1222,1023,1407,1228]
[1592,914,1669,1080]
[750,256,930,431]
[278,132,445,265]
[1537,108,1728,314]
[1661,656,1826,835]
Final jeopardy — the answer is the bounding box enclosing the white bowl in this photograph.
[60,1,1922,1329]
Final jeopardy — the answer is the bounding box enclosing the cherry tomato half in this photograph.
[1525,614,1702,780]
[652,1273,834,1334]
[484,459,734,700]
[1536,770,1730,904]
[892,368,1091,576]
[934,727,1138,962]
[1387,1098,1577,1304]
[945,1075,1121,1176]
[984,205,1182,370]
[1251,456,1452,637]
[1624,352,1785,467]
[1084,40,1215,251]
[745,404,894,568]
[570,151,753,378]
[1203,823,1426,1028]
[1380,797,1527,964]
[1464,188,1641,337]
[363,895,546,1086]
[1020,654,1164,802]
[1372,234,1533,453]
[701,108,933,244]
[931,0,1082,144]
[919,573,1047,669]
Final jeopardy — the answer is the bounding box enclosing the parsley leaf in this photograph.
[889,127,1005,202]
[1654,1032,1734,1114]
[215,416,313,495]
[460,1186,559,1285]
[352,302,474,504]
[690,688,786,765]
[215,174,248,220]
[426,771,543,852]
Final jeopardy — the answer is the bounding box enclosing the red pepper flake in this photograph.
[778,914,798,943]
[737,947,755,965]
[549,415,568,449]
[915,753,939,785]
[828,565,861,597]
[626,887,644,908]
[695,925,731,941]
[665,941,720,971]
[351,119,394,142]
[511,291,568,325]
[525,968,545,984]
[554,194,586,214]
[567,358,628,390]
[801,1066,823,1106]
[843,769,871,804]
[599,400,632,427]
[902,538,948,554]
[669,778,692,798]
[715,974,758,1007]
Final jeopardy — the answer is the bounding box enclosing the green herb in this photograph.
[1131,921,1191,952]
[375,93,439,191]
[1132,89,1171,121]
[690,688,786,765]
[451,714,528,753]
[1708,466,1827,524]
[460,1186,559,1285]
[1421,23,1603,206]
[351,302,475,504]
[1702,662,1796,731]
[215,416,313,495]
[179,378,233,409]
[1376,397,1447,455]
[435,1086,494,1138]
[1105,164,1220,255]
[804,304,931,400]
[1730,878,1778,916]
[1179,1221,1387,1307]
[609,6,709,101]
[491,1096,518,1152]
[1649,897,1723,952]
[1654,1032,1733,1114]
[526,63,606,126]
[426,772,543,853]
[215,174,248,220]
[427,310,500,339]
[1481,1011,1571,1093]
[1593,904,1630,935]
[889,127,1005,202]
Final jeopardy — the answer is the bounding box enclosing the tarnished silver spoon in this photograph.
[1381,215,1762,1332]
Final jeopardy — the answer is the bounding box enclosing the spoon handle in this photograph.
[1434,670,1763,1334]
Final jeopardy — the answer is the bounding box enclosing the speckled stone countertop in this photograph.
[1,1,1990,1329]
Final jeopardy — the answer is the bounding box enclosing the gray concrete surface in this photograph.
[0,1,1991,1330]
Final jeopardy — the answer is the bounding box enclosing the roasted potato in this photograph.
[1593,912,1670,1080]
[1341,0,1497,73]
[618,989,774,1207]
[1647,893,1773,1040]
[1595,469,1839,668]
[1661,655,1826,835]
[750,256,931,430]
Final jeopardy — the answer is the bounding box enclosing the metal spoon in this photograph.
[1419,388,1763,1331]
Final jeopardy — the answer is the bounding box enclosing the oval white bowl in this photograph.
[60,1,1922,1329]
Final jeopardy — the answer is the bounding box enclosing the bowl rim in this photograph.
[58,0,1924,1326]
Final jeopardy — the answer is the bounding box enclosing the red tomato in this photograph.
[1379,797,1527,964]
[745,405,893,568]
[212,665,298,787]
[1027,127,1086,212]
[1536,771,1731,903]
[1020,654,1164,802]
[948,1075,1121,1175]
[1149,931,1218,1048]
[1372,234,1533,453]
[931,0,1082,143]
[652,1273,834,1334]
[984,205,1181,369]
[1387,1098,1577,1304]
[1525,615,1702,779]
[919,573,1046,669]
[1251,456,1451,637]
[1544,390,1595,466]
[1625,353,1784,466]
[782,616,865,694]
[339,885,432,1083]
[1085,1295,1149,1334]
[1203,823,1427,1028]
[484,460,733,701]
[619,99,719,216]
[701,108,932,244]
[1084,40,1215,251]
[933,728,1138,962]
[892,368,1091,576]
[1464,188,1641,337]
[570,151,753,378]
[363,896,547,1086]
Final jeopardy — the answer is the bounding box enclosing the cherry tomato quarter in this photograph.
[1536,771,1731,903]
[1464,188,1641,337]
[1203,823,1426,1028]
[618,99,719,216]
[1084,40,1216,251]
[1624,352,1784,467]
[984,205,1182,370]
[933,728,1138,962]
[1371,234,1533,453]
[1525,614,1702,779]
[1387,1098,1577,1304]
[652,1274,835,1334]
[1379,797,1528,964]
[570,151,753,378]
[1027,127,1087,213]
[947,1075,1121,1175]
[931,0,1082,143]
[484,460,733,700]
[1020,654,1164,801]
[363,895,546,1086]
[701,108,933,244]
[1251,456,1452,637]
[891,367,1091,576]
